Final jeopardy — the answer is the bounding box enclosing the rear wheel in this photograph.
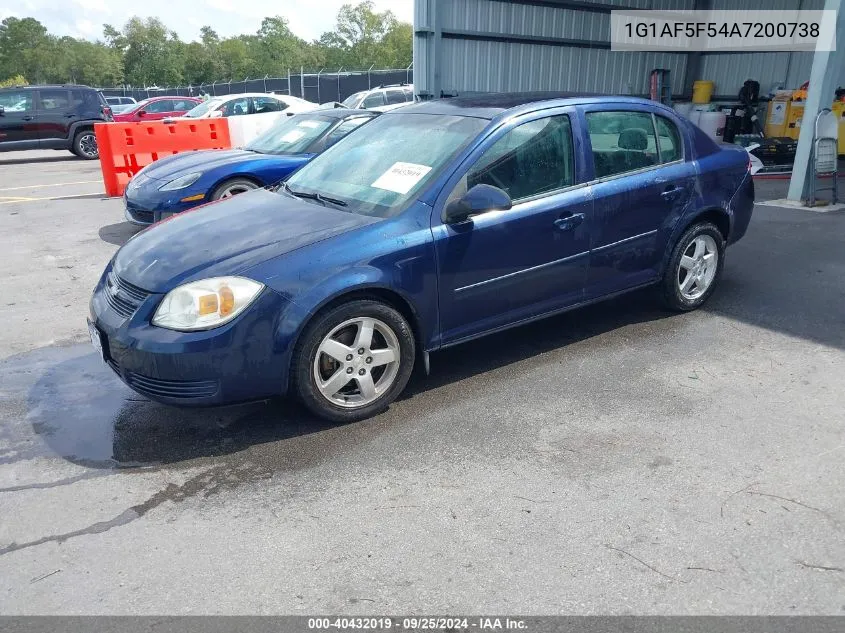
[72,130,98,159]
[211,178,259,200]
[660,222,725,311]
[292,300,415,423]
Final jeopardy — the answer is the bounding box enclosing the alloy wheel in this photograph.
[677,234,718,301]
[312,317,401,409]
[218,182,257,198]
[78,133,98,158]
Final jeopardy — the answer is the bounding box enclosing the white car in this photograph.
[341,85,415,112]
[180,93,316,119]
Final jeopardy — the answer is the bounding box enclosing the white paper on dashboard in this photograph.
[371,162,433,194]
[281,130,306,143]
[298,120,321,128]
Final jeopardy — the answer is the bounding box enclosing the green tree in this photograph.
[0,74,27,88]
[120,17,183,86]
[0,7,413,88]
[0,17,55,83]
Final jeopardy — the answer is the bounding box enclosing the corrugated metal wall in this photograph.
[415,0,834,101]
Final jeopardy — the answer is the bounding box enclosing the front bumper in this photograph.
[124,183,205,226]
[89,265,291,406]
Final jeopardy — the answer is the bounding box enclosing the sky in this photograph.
[0,0,414,42]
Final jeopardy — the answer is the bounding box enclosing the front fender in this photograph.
[272,267,429,394]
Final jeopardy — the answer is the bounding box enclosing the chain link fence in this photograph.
[99,66,414,104]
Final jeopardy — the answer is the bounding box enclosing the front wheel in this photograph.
[211,178,259,200]
[292,300,415,423]
[660,222,725,311]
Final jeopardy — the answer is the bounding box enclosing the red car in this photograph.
[112,96,202,122]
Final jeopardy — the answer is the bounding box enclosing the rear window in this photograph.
[586,111,659,178]
[74,90,104,110]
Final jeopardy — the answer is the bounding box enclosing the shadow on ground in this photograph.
[10,203,843,471]
[0,154,79,166]
[99,221,143,246]
[704,204,845,350]
[17,289,672,471]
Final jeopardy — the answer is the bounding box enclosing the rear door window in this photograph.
[586,111,659,178]
[171,99,196,111]
[145,99,175,113]
[655,115,682,163]
[386,90,406,105]
[361,92,386,108]
[220,97,250,116]
[253,96,285,113]
[37,89,71,110]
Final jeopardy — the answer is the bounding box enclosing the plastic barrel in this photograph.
[692,80,715,104]
[699,111,727,142]
[673,102,693,119]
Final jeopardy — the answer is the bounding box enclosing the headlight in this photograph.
[152,277,264,331]
[159,172,202,191]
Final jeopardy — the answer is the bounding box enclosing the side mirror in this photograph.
[443,184,512,224]
[0,105,5,115]
[136,109,146,117]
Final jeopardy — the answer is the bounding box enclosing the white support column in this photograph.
[787,0,845,201]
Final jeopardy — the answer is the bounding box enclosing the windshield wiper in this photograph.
[280,181,347,207]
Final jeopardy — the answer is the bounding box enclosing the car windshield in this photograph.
[184,98,223,118]
[341,92,365,108]
[285,113,487,218]
[247,116,333,155]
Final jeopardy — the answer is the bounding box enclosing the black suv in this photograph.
[0,84,113,159]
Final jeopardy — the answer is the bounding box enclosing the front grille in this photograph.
[126,207,154,224]
[124,370,219,399]
[106,358,121,376]
[105,271,150,319]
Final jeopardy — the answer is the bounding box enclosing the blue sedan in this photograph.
[91,93,754,422]
[123,108,378,225]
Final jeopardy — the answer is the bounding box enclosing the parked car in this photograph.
[0,84,113,158]
[123,108,379,225]
[113,96,202,122]
[106,96,137,106]
[342,84,415,112]
[89,93,754,421]
[177,93,315,119]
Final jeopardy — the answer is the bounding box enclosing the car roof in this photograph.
[306,108,379,120]
[394,92,669,120]
[4,84,96,91]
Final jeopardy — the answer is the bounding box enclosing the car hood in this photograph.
[140,149,299,180]
[113,189,381,293]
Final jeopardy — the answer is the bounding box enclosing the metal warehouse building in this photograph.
[413,0,842,101]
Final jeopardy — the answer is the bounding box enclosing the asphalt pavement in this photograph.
[0,150,844,614]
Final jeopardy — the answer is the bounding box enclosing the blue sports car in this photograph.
[91,93,754,422]
[123,108,379,225]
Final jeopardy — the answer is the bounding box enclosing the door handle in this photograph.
[554,213,585,231]
[22,116,34,121]
[661,185,682,199]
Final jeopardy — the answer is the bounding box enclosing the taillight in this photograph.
[103,106,113,121]
[746,154,752,173]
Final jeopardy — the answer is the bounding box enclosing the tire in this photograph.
[211,178,259,200]
[660,221,725,311]
[292,299,416,423]
[72,130,99,159]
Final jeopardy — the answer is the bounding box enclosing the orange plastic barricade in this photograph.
[95,119,231,197]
